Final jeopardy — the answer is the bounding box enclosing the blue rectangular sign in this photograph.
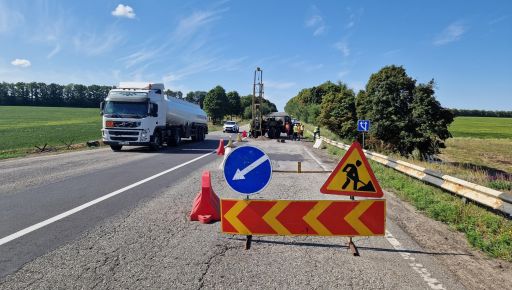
[357,120,370,132]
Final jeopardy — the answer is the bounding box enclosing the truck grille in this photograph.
[110,136,138,141]
[109,130,139,136]
[107,130,140,142]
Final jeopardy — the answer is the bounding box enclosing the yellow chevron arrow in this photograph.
[303,201,333,236]
[344,200,374,235]
[262,201,291,235]
[224,200,250,234]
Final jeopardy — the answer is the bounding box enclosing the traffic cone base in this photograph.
[216,139,225,155]
[226,137,235,148]
[190,171,220,224]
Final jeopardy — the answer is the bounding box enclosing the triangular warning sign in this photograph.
[320,142,383,198]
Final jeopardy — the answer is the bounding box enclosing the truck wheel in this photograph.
[110,145,122,151]
[169,129,181,146]
[201,128,206,141]
[191,128,199,142]
[151,132,162,151]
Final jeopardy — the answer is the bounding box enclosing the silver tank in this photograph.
[165,96,207,127]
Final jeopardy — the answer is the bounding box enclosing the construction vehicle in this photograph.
[100,82,208,151]
[249,68,292,139]
[263,112,292,139]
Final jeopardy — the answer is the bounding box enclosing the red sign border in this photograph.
[320,142,384,198]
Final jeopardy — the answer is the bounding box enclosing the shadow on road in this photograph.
[228,237,472,257]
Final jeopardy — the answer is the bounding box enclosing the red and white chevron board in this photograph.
[221,199,385,236]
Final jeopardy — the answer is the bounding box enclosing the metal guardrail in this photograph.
[311,133,512,217]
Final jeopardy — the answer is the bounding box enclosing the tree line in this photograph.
[450,109,512,118]
[0,81,278,124]
[0,82,112,108]
[202,85,277,123]
[285,65,454,157]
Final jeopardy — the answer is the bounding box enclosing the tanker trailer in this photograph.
[101,82,208,151]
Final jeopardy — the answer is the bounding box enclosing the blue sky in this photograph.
[1,0,511,111]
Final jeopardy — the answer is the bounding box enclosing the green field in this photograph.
[449,116,512,139]
[0,106,237,159]
[0,106,102,158]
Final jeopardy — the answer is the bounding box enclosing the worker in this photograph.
[313,126,320,139]
[285,122,291,138]
[300,123,305,138]
[293,123,300,141]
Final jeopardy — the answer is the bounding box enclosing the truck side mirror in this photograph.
[150,103,158,116]
[100,102,104,115]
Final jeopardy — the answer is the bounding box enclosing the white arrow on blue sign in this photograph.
[223,145,272,195]
[357,120,370,132]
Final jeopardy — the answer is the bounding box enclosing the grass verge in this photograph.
[325,144,512,262]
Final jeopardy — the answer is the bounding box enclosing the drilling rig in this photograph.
[251,67,264,138]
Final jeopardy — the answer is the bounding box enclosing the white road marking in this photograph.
[304,147,330,171]
[0,150,216,246]
[385,230,446,290]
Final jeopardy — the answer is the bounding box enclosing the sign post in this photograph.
[223,145,272,249]
[320,141,384,255]
[357,120,370,149]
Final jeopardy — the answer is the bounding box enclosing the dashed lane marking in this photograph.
[385,230,446,290]
[304,147,330,171]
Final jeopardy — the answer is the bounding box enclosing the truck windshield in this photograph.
[104,101,148,118]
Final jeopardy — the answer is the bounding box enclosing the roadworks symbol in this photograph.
[320,142,383,198]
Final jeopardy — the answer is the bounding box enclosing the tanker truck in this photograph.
[100,82,208,151]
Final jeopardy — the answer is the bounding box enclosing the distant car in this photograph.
[223,121,239,133]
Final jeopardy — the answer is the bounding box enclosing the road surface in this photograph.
[1,133,510,289]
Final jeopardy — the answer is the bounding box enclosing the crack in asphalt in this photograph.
[197,243,233,290]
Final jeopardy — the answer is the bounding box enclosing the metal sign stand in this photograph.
[245,195,252,250]
[348,195,360,256]
[362,132,365,149]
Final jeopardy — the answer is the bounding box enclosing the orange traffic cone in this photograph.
[189,171,220,224]
[242,130,247,138]
[217,139,225,155]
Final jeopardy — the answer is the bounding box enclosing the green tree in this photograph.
[203,85,228,123]
[164,89,183,99]
[185,91,207,108]
[226,91,242,119]
[362,65,453,156]
[363,65,416,155]
[318,83,357,139]
[411,80,454,155]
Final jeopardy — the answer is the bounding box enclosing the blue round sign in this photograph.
[223,145,272,195]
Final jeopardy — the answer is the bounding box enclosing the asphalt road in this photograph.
[0,131,232,278]
[1,134,509,289]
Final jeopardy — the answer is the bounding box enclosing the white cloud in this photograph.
[0,2,24,33]
[434,22,466,46]
[11,59,31,68]
[306,7,327,36]
[47,44,61,59]
[74,27,124,56]
[335,41,350,57]
[112,4,135,19]
[266,81,297,90]
[174,8,228,41]
[489,15,508,25]
[338,70,350,78]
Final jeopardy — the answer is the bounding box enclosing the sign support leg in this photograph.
[245,195,252,250]
[348,195,360,256]
[362,132,365,149]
